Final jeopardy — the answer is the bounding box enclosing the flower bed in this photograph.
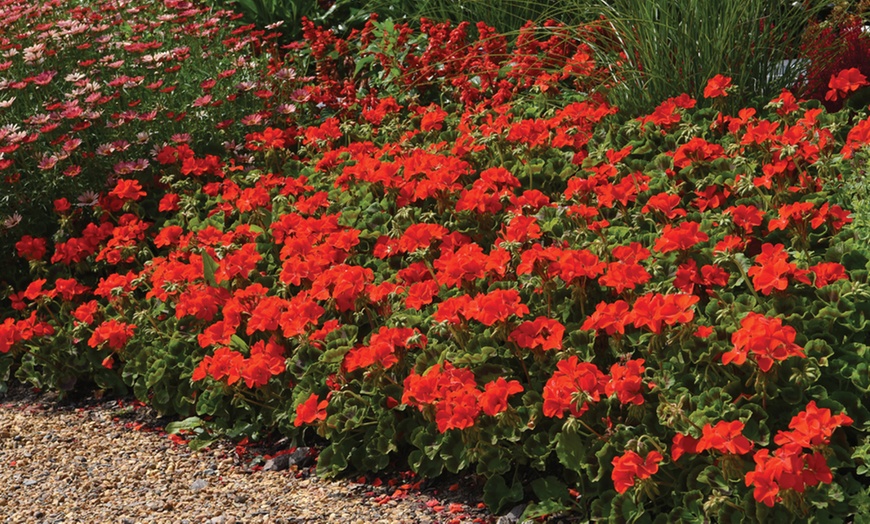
[2,1,870,520]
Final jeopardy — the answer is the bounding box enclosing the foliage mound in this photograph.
[3,2,870,521]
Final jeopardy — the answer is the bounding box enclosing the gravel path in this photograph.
[0,385,498,524]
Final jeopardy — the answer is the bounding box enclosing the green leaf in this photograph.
[320,346,351,364]
[523,431,554,470]
[483,473,524,514]
[696,465,727,489]
[439,431,468,473]
[145,360,167,388]
[316,441,349,477]
[522,499,571,520]
[531,476,569,503]
[201,251,218,287]
[354,55,377,76]
[612,493,643,523]
[555,427,587,476]
[230,335,250,352]
[165,416,204,434]
[188,436,217,451]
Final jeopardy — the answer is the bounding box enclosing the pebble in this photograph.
[0,386,497,523]
[190,479,209,491]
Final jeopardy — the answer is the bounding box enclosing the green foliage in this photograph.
[585,0,832,117]
[4,3,870,521]
[362,0,585,34]
[0,0,278,287]
[225,0,334,39]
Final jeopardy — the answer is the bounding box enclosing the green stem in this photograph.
[732,256,760,302]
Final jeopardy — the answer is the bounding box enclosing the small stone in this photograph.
[264,447,314,471]
[22,479,37,487]
[262,455,290,472]
[497,503,526,524]
[190,479,208,491]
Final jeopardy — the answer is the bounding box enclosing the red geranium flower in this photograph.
[479,377,523,416]
[110,179,146,202]
[509,316,565,351]
[88,319,136,351]
[697,420,753,455]
[723,312,805,372]
[703,74,732,98]
[611,450,662,494]
[294,393,328,427]
[653,222,708,253]
[826,67,868,101]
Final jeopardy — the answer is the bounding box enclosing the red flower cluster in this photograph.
[672,137,725,170]
[403,362,523,432]
[672,420,753,461]
[723,312,805,372]
[433,289,529,326]
[611,450,663,494]
[703,74,733,99]
[745,402,852,507]
[0,313,53,353]
[653,222,709,253]
[543,356,646,418]
[87,319,136,351]
[192,338,285,389]
[747,243,808,296]
[15,235,47,261]
[343,326,427,372]
[508,316,565,351]
[582,293,699,336]
[825,67,868,102]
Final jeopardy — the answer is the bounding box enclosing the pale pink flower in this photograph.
[62,138,82,153]
[192,94,212,107]
[240,113,263,126]
[38,154,58,170]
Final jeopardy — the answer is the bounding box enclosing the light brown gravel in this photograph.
[0,386,497,524]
